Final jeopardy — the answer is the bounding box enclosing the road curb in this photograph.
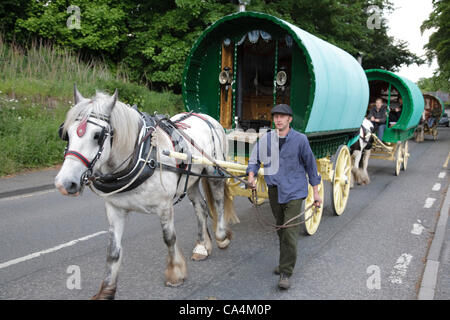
[0,184,55,199]
[418,181,450,300]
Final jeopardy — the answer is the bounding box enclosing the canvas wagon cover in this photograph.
[182,11,369,136]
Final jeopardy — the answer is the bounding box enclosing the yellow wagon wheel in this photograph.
[402,141,409,171]
[301,178,324,236]
[331,145,351,216]
[394,143,403,176]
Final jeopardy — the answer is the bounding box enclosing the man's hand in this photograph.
[312,185,322,208]
[248,172,256,189]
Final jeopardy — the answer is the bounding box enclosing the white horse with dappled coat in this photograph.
[54,86,238,299]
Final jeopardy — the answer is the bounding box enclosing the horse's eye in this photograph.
[93,132,100,140]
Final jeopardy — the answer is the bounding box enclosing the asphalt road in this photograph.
[0,127,449,300]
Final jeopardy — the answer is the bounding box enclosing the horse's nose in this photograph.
[55,178,80,196]
[64,180,80,195]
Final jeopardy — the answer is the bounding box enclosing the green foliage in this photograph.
[0,95,67,176]
[417,73,450,93]
[421,0,450,81]
[0,37,183,176]
[5,0,425,91]
[98,79,183,115]
[15,0,128,52]
[0,0,31,42]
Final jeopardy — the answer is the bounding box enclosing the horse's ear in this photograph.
[105,89,118,114]
[74,84,85,105]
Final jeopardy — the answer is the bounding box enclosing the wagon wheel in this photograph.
[301,178,324,236]
[331,145,351,216]
[394,143,403,176]
[247,177,266,206]
[402,141,409,171]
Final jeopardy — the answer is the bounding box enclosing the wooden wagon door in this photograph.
[220,43,234,129]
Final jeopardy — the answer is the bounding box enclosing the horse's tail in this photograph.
[202,178,217,229]
[201,178,239,230]
[224,181,239,225]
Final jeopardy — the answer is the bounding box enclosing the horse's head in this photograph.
[55,86,118,196]
[360,118,375,143]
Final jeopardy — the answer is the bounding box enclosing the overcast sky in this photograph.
[384,0,438,83]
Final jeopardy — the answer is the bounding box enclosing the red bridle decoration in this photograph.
[77,115,88,137]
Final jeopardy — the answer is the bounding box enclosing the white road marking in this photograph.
[388,253,413,284]
[432,183,441,191]
[424,198,436,208]
[411,220,425,235]
[0,231,108,270]
[438,172,446,179]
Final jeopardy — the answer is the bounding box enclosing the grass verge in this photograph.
[0,37,183,177]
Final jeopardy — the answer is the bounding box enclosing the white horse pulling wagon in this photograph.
[55,87,239,299]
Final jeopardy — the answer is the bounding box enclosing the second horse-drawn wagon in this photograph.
[415,93,445,141]
[365,69,425,176]
[180,11,369,235]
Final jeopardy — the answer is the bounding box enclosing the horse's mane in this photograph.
[63,91,141,154]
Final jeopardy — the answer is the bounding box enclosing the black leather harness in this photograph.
[89,111,226,200]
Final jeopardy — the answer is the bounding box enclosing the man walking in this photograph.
[246,104,322,290]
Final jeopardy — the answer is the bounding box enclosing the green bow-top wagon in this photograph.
[415,93,445,141]
[365,69,425,176]
[181,11,369,235]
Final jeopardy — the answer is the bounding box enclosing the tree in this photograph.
[0,0,32,41]
[15,0,129,54]
[418,74,450,93]
[8,0,426,91]
[420,0,450,92]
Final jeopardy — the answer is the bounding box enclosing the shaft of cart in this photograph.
[162,150,264,176]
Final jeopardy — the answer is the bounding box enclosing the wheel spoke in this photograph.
[335,190,342,210]
[344,166,351,175]
[334,186,341,206]
[342,185,349,199]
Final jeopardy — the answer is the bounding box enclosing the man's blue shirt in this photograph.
[246,129,321,204]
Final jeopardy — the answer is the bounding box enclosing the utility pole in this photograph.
[237,0,250,12]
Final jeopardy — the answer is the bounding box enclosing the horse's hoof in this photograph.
[191,244,209,261]
[165,279,184,287]
[216,230,232,249]
[216,238,230,249]
[191,253,208,261]
[91,282,116,300]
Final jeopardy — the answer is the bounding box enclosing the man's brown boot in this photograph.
[278,273,290,290]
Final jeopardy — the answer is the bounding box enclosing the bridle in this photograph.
[59,113,114,186]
